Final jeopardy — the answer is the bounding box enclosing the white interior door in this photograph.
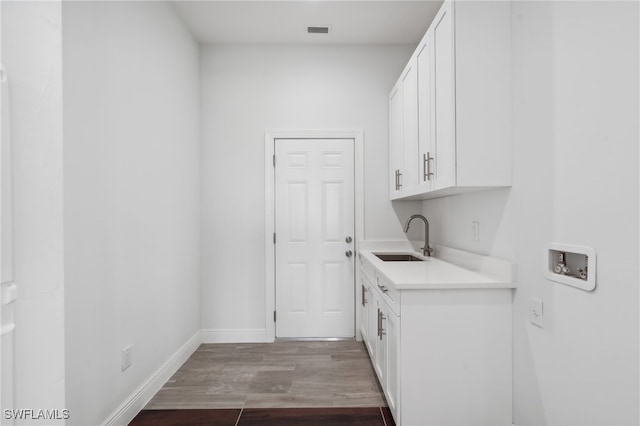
[275,138,355,338]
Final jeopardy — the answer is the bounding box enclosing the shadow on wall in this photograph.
[420,187,513,257]
[391,199,424,243]
[513,319,548,425]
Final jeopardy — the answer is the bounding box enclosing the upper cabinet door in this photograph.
[432,0,456,191]
[417,35,433,193]
[401,60,419,194]
[389,83,403,199]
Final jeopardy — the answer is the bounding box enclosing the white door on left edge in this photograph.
[275,138,355,338]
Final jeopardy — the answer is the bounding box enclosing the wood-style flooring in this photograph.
[133,341,394,426]
[145,341,386,409]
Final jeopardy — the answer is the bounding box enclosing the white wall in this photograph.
[200,45,419,335]
[63,2,201,425]
[2,1,66,423]
[422,2,639,424]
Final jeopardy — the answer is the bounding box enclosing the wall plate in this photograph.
[529,298,544,328]
[544,243,596,291]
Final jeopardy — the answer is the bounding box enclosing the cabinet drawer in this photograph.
[375,273,400,316]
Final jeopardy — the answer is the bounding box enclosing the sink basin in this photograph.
[374,253,425,262]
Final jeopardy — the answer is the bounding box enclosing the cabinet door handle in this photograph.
[378,309,386,340]
[397,170,402,189]
[424,152,434,181]
[423,154,427,181]
[361,284,367,306]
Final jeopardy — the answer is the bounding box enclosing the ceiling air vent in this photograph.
[307,26,331,35]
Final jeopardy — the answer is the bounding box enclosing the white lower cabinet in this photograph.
[373,298,387,388]
[383,304,399,419]
[359,257,512,426]
[362,276,399,419]
[359,279,368,344]
[361,270,377,357]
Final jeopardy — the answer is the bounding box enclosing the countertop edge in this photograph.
[358,245,517,291]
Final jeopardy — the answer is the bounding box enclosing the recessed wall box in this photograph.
[544,243,596,291]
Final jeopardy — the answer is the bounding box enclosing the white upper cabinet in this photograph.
[416,33,434,193]
[401,59,419,193]
[389,57,419,199]
[431,2,456,191]
[389,83,403,199]
[389,0,511,200]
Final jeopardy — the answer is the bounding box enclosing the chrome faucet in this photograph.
[403,214,433,257]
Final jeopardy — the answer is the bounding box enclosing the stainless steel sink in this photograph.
[374,253,425,262]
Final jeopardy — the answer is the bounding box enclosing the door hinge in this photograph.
[273,310,276,322]
[273,233,276,244]
[273,154,276,167]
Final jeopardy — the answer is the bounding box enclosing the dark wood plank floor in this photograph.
[130,409,240,426]
[129,407,396,426]
[238,407,387,426]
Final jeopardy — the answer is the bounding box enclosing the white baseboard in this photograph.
[201,328,271,343]
[102,331,202,426]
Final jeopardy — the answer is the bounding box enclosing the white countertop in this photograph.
[358,242,516,290]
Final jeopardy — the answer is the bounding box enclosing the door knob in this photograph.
[345,236,352,243]
[345,250,353,258]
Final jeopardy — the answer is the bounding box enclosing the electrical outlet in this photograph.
[121,345,132,371]
[529,298,544,328]
[471,221,480,242]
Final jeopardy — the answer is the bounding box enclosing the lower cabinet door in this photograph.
[385,309,400,422]
[374,299,387,388]
[366,286,378,358]
[360,274,400,424]
[360,280,368,343]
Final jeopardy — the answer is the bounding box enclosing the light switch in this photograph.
[471,221,480,242]
[529,298,544,328]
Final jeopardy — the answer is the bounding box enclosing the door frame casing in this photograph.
[265,129,364,342]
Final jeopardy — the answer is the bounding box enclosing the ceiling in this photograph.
[171,1,444,45]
